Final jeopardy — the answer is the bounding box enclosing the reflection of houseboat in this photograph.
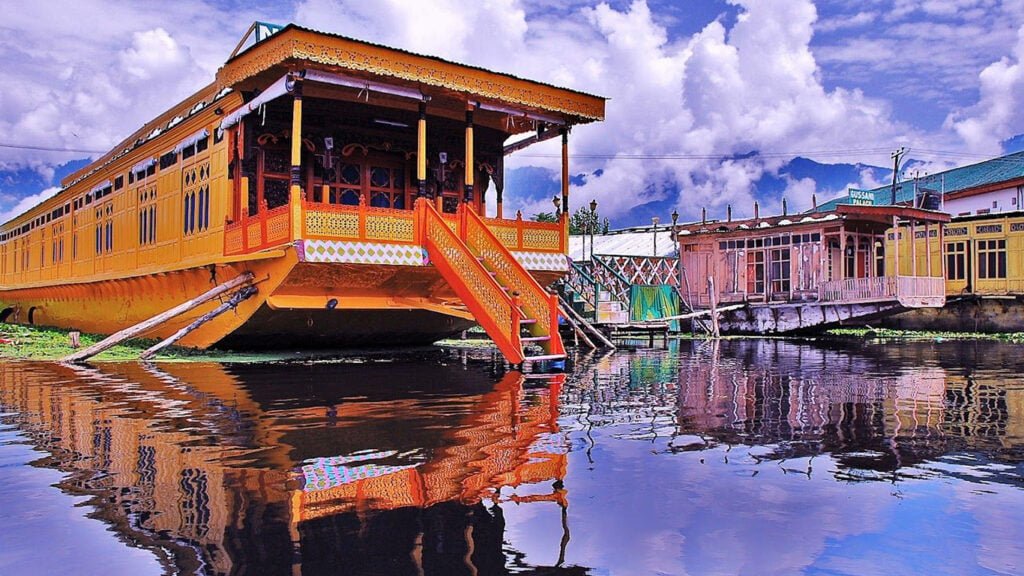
[674,204,948,333]
[0,23,606,363]
[670,340,1024,469]
[0,361,568,574]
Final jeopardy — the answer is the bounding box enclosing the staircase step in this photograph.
[521,336,551,343]
[521,354,567,363]
[520,318,537,324]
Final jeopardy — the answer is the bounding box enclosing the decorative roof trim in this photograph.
[216,25,605,122]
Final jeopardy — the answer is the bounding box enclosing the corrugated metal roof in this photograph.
[568,229,678,261]
[815,151,1024,212]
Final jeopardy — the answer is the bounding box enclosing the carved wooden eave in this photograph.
[215,25,606,125]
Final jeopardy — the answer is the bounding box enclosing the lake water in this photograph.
[0,339,1022,575]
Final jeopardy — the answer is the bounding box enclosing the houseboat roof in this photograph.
[817,150,1024,212]
[676,204,949,238]
[57,22,606,205]
[218,24,606,121]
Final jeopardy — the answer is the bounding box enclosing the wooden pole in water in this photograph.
[62,272,255,363]
[140,285,258,360]
[707,276,721,339]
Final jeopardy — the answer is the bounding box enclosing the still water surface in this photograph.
[0,339,1022,575]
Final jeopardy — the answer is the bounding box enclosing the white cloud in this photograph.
[816,11,877,33]
[0,0,274,168]
[946,24,1024,154]
[0,186,59,226]
[1,0,1020,224]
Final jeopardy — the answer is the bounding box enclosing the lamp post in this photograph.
[671,208,679,256]
[589,199,598,262]
[652,216,660,256]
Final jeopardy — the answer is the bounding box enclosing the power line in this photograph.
[0,142,106,154]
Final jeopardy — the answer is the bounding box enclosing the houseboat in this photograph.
[0,23,606,363]
[817,151,1024,332]
[887,210,1024,331]
[674,204,949,333]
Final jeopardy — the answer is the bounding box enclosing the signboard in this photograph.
[255,22,285,44]
[848,188,874,206]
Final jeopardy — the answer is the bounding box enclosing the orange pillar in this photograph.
[289,77,304,240]
[464,102,475,210]
[417,101,427,199]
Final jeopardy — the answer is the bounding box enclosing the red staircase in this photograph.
[419,199,565,365]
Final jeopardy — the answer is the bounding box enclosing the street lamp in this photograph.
[552,195,560,218]
[652,216,660,256]
[671,208,679,256]
[589,199,598,262]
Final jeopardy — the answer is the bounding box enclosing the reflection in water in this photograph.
[0,360,569,575]
[0,341,1022,575]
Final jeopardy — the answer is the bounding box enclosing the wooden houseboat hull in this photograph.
[0,243,568,349]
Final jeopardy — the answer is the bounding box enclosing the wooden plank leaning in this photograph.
[139,285,258,360]
[557,304,597,350]
[61,272,255,363]
[557,295,616,350]
[641,304,745,323]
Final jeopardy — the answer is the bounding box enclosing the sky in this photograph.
[1,0,1024,226]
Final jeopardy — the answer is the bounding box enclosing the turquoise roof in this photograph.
[814,151,1024,212]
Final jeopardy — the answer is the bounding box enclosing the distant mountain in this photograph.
[505,156,890,228]
[0,158,90,200]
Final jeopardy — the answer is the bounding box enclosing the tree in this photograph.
[568,206,609,235]
[531,211,558,223]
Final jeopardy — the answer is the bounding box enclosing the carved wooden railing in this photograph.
[303,198,417,244]
[223,193,566,262]
[223,203,292,256]
[420,200,524,364]
[482,214,565,254]
[464,206,564,357]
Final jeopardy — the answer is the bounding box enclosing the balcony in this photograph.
[819,275,945,308]
[223,197,567,258]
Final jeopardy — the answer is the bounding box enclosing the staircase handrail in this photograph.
[420,199,524,363]
[462,205,563,355]
[567,260,599,309]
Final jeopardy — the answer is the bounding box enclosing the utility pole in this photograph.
[891,147,908,205]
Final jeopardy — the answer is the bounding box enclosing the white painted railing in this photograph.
[896,276,946,300]
[819,276,896,302]
[819,275,944,303]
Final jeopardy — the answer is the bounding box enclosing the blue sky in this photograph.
[1,0,1023,226]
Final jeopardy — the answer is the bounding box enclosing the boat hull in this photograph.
[0,247,479,350]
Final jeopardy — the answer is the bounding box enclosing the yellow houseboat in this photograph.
[885,210,1024,331]
[0,23,605,363]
